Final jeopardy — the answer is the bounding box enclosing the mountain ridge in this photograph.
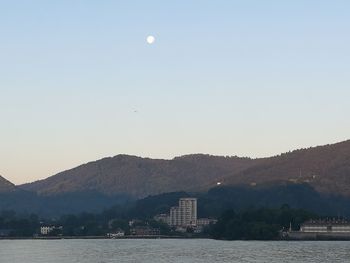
[1,140,350,216]
[222,140,350,196]
[16,139,350,198]
[0,175,17,193]
[21,154,256,198]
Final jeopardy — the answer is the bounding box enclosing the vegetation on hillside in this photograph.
[209,205,315,240]
[13,140,350,199]
[21,154,256,198]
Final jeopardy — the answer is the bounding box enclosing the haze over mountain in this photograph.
[18,140,350,198]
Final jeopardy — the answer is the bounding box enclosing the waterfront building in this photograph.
[283,219,350,240]
[300,219,350,233]
[130,226,160,236]
[107,229,125,238]
[40,226,62,235]
[40,226,54,235]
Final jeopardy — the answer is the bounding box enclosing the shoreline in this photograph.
[0,235,201,240]
[1,236,350,241]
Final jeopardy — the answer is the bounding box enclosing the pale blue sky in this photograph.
[1,1,349,184]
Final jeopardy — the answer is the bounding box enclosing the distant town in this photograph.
[41,198,217,238]
[1,196,350,240]
[0,197,218,239]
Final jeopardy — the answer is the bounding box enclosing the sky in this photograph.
[1,1,350,184]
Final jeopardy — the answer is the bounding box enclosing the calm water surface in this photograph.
[0,239,349,263]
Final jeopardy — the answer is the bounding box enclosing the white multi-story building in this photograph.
[169,198,197,227]
[170,206,181,226]
[179,198,197,226]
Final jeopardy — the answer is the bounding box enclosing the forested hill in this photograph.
[19,140,350,198]
[21,154,257,198]
[223,140,350,196]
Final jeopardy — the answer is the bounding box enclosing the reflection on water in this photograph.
[0,239,350,263]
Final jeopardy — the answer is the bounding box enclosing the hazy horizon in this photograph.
[1,1,350,184]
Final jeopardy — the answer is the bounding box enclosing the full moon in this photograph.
[147,35,155,44]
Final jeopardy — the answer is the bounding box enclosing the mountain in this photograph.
[0,175,17,193]
[223,140,350,196]
[21,154,257,198]
[20,140,350,199]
